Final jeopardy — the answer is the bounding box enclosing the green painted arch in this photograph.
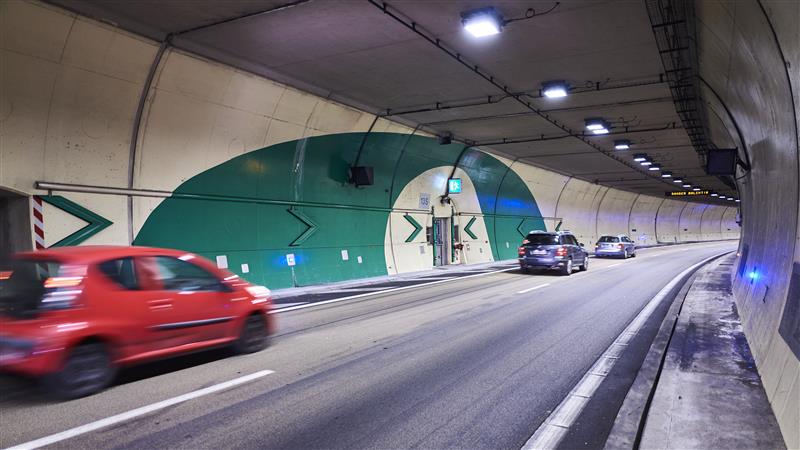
[134,133,545,288]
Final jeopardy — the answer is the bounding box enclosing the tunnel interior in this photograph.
[0,0,798,447]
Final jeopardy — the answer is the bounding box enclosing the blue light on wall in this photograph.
[748,268,759,284]
[448,178,462,194]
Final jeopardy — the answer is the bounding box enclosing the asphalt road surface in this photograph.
[0,241,736,450]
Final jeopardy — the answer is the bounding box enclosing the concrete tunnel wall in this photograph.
[695,0,800,446]
[0,0,739,289]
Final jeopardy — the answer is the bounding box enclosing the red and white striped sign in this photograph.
[32,195,45,250]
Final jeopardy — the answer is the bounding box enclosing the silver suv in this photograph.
[594,234,636,258]
[517,231,589,276]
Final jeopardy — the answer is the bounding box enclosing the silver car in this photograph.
[594,235,636,258]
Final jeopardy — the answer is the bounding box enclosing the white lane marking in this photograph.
[517,283,551,294]
[412,276,462,280]
[272,302,309,309]
[270,267,517,314]
[606,263,622,268]
[4,370,275,450]
[323,287,395,292]
[521,251,730,450]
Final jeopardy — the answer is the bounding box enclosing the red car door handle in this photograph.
[148,299,173,310]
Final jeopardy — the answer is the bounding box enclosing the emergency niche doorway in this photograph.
[430,191,461,267]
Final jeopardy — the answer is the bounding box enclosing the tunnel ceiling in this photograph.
[47,0,738,204]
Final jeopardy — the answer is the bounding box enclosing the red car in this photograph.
[0,246,275,399]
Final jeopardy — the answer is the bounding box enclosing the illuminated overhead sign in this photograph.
[665,190,710,197]
[448,178,462,194]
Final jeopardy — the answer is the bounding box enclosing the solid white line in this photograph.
[517,283,551,294]
[272,302,309,309]
[326,287,395,292]
[270,267,517,314]
[606,263,622,268]
[4,370,275,450]
[521,251,729,450]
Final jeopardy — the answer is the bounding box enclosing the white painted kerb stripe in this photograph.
[517,283,550,294]
[521,252,727,450]
[4,370,275,450]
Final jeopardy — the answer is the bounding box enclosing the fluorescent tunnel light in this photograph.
[542,81,569,98]
[462,7,503,37]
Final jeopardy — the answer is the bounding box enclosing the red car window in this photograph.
[136,257,164,290]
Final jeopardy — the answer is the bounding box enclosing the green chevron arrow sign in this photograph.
[39,195,112,247]
[288,208,318,246]
[463,217,478,239]
[403,214,423,243]
[517,219,528,238]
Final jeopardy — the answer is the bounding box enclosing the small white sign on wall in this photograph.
[241,263,250,273]
[341,249,349,261]
[286,253,296,266]
[419,193,431,210]
[357,256,363,264]
[216,255,228,269]
[420,245,426,254]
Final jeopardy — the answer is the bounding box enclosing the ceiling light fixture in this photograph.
[649,165,661,171]
[735,199,741,203]
[614,139,631,150]
[585,118,610,134]
[461,7,504,37]
[542,80,569,98]
[692,187,702,191]
[683,183,692,188]
[661,171,673,178]
[640,160,653,166]
[633,153,648,162]
[711,192,719,197]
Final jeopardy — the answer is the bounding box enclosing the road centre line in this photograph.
[517,283,551,294]
[270,267,517,314]
[521,251,730,450]
[4,370,275,450]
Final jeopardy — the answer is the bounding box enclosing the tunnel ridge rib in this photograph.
[366,0,682,192]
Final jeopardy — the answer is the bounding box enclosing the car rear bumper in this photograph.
[518,257,566,269]
[0,336,66,376]
[595,249,626,256]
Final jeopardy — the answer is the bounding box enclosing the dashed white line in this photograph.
[4,370,275,450]
[606,263,622,268]
[517,283,551,294]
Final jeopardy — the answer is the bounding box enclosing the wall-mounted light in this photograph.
[661,171,673,178]
[542,80,569,98]
[461,7,504,37]
[748,269,759,282]
[614,139,631,150]
[633,153,648,162]
[585,118,610,134]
